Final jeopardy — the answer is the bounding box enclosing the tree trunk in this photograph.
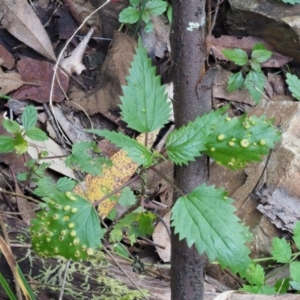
[171,1,209,300]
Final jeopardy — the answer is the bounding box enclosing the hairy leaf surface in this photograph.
[120,39,171,132]
[171,184,252,273]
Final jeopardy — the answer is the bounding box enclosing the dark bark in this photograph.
[170,1,209,300]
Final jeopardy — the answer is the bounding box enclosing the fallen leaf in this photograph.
[74,132,157,219]
[11,57,69,103]
[0,0,56,61]
[0,68,25,95]
[0,44,15,69]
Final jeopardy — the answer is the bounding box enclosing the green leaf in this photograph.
[14,132,28,154]
[65,141,111,175]
[120,38,171,132]
[286,73,300,100]
[203,114,280,170]
[110,211,155,245]
[3,119,20,134]
[271,237,292,263]
[119,7,140,24]
[166,109,224,165]
[118,187,136,207]
[250,61,262,72]
[252,43,267,51]
[25,127,48,141]
[171,184,252,274]
[293,221,300,250]
[144,21,154,32]
[241,285,276,295]
[290,261,300,282]
[0,135,15,153]
[87,129,154,167]
[244,70,266,103]
[31,191,103,260]
[145,0,168,16]
[167,4,172,23]
[17,172,27,181]
[22,105,37,130]
[129,0,140,7]
[34,177,55,197]
[222,48,248,66]
[245,263,265,286]
[290,281,300,290]
[0,272,17,300]
[282,0,300,4]
[274,278,290,294]
[227,72,245,92]
[56,177,76,192]
[251,49,272,63]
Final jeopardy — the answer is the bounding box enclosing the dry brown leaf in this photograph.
[0,44,15,69]
[0,0,56,61]
[0,68,26,94]
[66,32,137,115]
[11,57,69,103]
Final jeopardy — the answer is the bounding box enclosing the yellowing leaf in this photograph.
[74,132,157,218]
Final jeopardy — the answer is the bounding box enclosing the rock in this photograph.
[226,0,300,62]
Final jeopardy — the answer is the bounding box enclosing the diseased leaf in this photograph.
[171,184,252,274]
[271,237,292,263]
[0,135,15,153]
[222,48,248,66]
[25,127,48,141]
[166,109,223,165]
[3,119,20,134]
[227,72,244,92]
[120,39,171,132]
[31,191,103,260]
[22,105,37,130]
[203,114,280,170]
[88,129,154,167]
[251,49,272,63]
[286,73,300,101]
[244,70,266,103]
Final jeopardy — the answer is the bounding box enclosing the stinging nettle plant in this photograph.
[0,39,280,279]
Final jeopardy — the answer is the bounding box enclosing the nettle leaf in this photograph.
[22,105,37,130]
[145,0,168,16]
[166,109,223,165]
[244,70,266,103]
[119,7,140,24]
[118,187,136,207]
[25,127,48,141]
[34,177,55,197]
[3,119,20,134]
[31,191,103,261]
[65,141,111,175]
[110,211,155,245]
[129,0,139,7]
[241,285,276,295]
[56,177,76,192]
[290,261,300,282]
[282,0,300,4]
[0,135,15,153]
[293,221,300,250]
[171,184,252,274]
[251,49,272,63]
[227,72,244,92]
[271,237,292,263]
[250,61,262,73]
[245,263,265,286]
[120,39,171,133]
[203,114,280,170]
[286,73,300,100]
[222,48,248,66]
[252,43,267,51]
[88,129,154,167]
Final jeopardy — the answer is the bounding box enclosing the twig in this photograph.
[209,0,223,35]
[58,259,71,300]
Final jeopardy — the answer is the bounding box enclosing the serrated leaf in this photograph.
[252,43,267,51]
[3,119,20,134]
[119,7,140,24]
[251,49,272,63]
[129,0,139,7]
[0,135,15,153]
[241,285,276,295]
[282,0,300,3]
[250,61,262,72]
[166,109,223,165]
[87,129,154,167]
[245,264,265,286]
[34,177,55,197]
[171,184,252,273]
[31,191,103,260]
[56,177,76,192]
[14,132,28,154]
[203,114,280,170]
[271,237,292,263]
[227,72,245,92]
[145,0,168,16]
[120,39,171,132]
[25,127,48,141]
[22,105,37,130]
[65,141,111,175]
[293,221,300,250]
[274,278,290,294]
[244,70,266,103]
[290,261,300,282]
[222,48,248,66]
[286,73,300,100]
[118,187,136,207]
